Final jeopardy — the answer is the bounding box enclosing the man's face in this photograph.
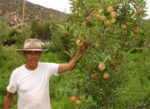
[23,51,42,69]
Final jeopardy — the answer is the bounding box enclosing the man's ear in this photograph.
[40,52,42,57]
[22,51,26,57]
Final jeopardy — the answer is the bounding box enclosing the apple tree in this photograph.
[67,0,148,108]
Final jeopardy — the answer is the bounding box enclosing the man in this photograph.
[3,38,88,109]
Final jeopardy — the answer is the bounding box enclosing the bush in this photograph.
[49,22,77,61]
[30,18,57,41]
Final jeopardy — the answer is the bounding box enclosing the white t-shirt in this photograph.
[7,62,59,109]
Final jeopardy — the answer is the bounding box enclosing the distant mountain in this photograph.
[0,0,66,28]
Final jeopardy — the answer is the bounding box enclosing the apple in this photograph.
[100,16,106,21]
[98,9,104,13]
[121,24,127,29]
[96,14,101,19]
[98,63,106,71]
[111,11,117,17]
[82,21,86,27]
[95,43,100,47]
[90,12,94,17]
[104,20,111,26]
[111,17,116,23]
[114,67,118,72]
[107,6,114,12]
[91,74,96,79]
[136,8,142,14]
[71,96,76,101]
[76,99,81,104]
[86,16,91,20]
[76,40,82,46]
[133,29,139,34]
[103,72,110,79]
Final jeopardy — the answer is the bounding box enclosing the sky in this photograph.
[27,0,150,19]
[26,0,72,14]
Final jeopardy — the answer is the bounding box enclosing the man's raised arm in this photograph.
[58,41,88,74]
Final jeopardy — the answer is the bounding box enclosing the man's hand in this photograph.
[58,40,88,74]
[74,40,89,60]
[78,41,88,55]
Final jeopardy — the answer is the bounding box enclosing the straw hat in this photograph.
[17,39,48,54]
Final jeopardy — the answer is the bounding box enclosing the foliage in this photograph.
[0,19,8,42]
[0,45,24,108]
[49,20,77,61]
[61,0,150,108]
[31,19,52,40]
[0,18,30,47]
[140,18,150,47]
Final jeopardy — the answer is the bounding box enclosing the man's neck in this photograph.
[25,64,38,71]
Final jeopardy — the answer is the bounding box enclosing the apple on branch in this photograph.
[71,96,76,101]
[114,67,119,72]
[111,11,117,17]
[111,18,116,23]
[121,24,127,29]
[82,21,86,27]
[91,73,97,79]
[107,6,114,12]
[136,8,142,14]
[104,20,111,26]
[103,72,110,79]
[98,63,106,71]
[133,29,139,34]
[100,16,107,21]
[76,99,81,104]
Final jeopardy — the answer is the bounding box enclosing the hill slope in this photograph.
[0,0,66,27]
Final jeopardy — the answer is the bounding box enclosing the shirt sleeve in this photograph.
[47,63,60,77]
[7,70,18,93]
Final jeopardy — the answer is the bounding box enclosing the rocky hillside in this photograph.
[0,0,66,28]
